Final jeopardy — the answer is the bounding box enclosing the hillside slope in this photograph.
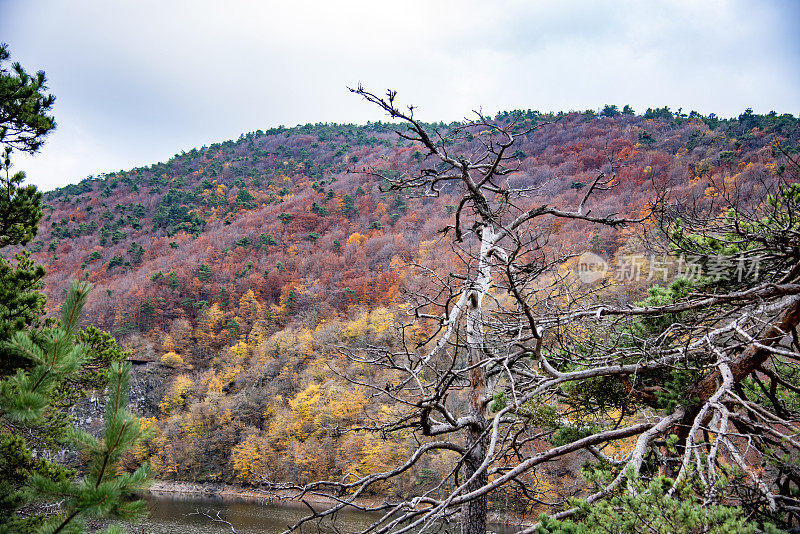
[18,107,800,484]
[34,109,798,337]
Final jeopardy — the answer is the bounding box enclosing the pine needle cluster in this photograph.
[0,282,151,533]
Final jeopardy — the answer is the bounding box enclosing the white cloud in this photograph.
[1,0,797,191]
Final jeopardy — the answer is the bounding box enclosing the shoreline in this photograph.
[147,480,535,527]
[148,480,286,503]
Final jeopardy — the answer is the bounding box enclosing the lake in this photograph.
[129,494,522,533]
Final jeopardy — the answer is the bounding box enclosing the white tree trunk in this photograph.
[461,225,494,534]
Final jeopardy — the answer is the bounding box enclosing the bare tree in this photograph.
[275,88,800,534]
[186,509,238,533]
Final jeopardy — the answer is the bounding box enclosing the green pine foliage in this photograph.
[0,44,49,375]
[0,282,150,532]
[29,362,151,534]
[53,326,131,408]
[0,45,149,532]
[0,151,46,374]
[0,431,73,533]
[536,473,767,534]
[0,150,43,248]
[0,43,56,154]
[668,181,800,292]
[633,276,695,336]
[0,281,93,425]
[0,249,45,371]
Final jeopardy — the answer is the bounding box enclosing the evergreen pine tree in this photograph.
[0,282,151,533]
[0,42,53,373]
[0,44,149,533]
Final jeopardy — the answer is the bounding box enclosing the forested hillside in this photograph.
[14,106,800,495]
[35,108,798,336]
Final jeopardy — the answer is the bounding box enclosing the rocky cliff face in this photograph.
[71,362,165,430]
[39,361,167,467]
[127,362,168,417]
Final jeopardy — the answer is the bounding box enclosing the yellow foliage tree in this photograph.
[159,375,193,414]
[196,303,225,349]
[169,318,193,352]
[228,340,250,363]
[161,332,176,352]
[237,289,264,333]
[232,432,268,482]
[346,232,367,246]
[160,351,185,368]
[342,307,393,341]
[287,383,322,441]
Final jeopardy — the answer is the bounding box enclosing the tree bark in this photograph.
[461,448,488,534]
[677,294,800,448]
[460,225,494,534]
[691,294,800,403]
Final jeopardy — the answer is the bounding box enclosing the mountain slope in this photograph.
[16,107,799,484]
[34,110,797,340]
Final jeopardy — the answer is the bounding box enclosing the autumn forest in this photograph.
[4,84,800,533]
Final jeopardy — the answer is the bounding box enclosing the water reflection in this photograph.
[132,494,519,534]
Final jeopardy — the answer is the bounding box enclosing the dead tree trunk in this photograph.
[460,224,494,534]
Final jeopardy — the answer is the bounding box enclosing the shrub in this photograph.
[160,352,185,368]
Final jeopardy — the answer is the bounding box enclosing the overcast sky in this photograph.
[2,0,799,191]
